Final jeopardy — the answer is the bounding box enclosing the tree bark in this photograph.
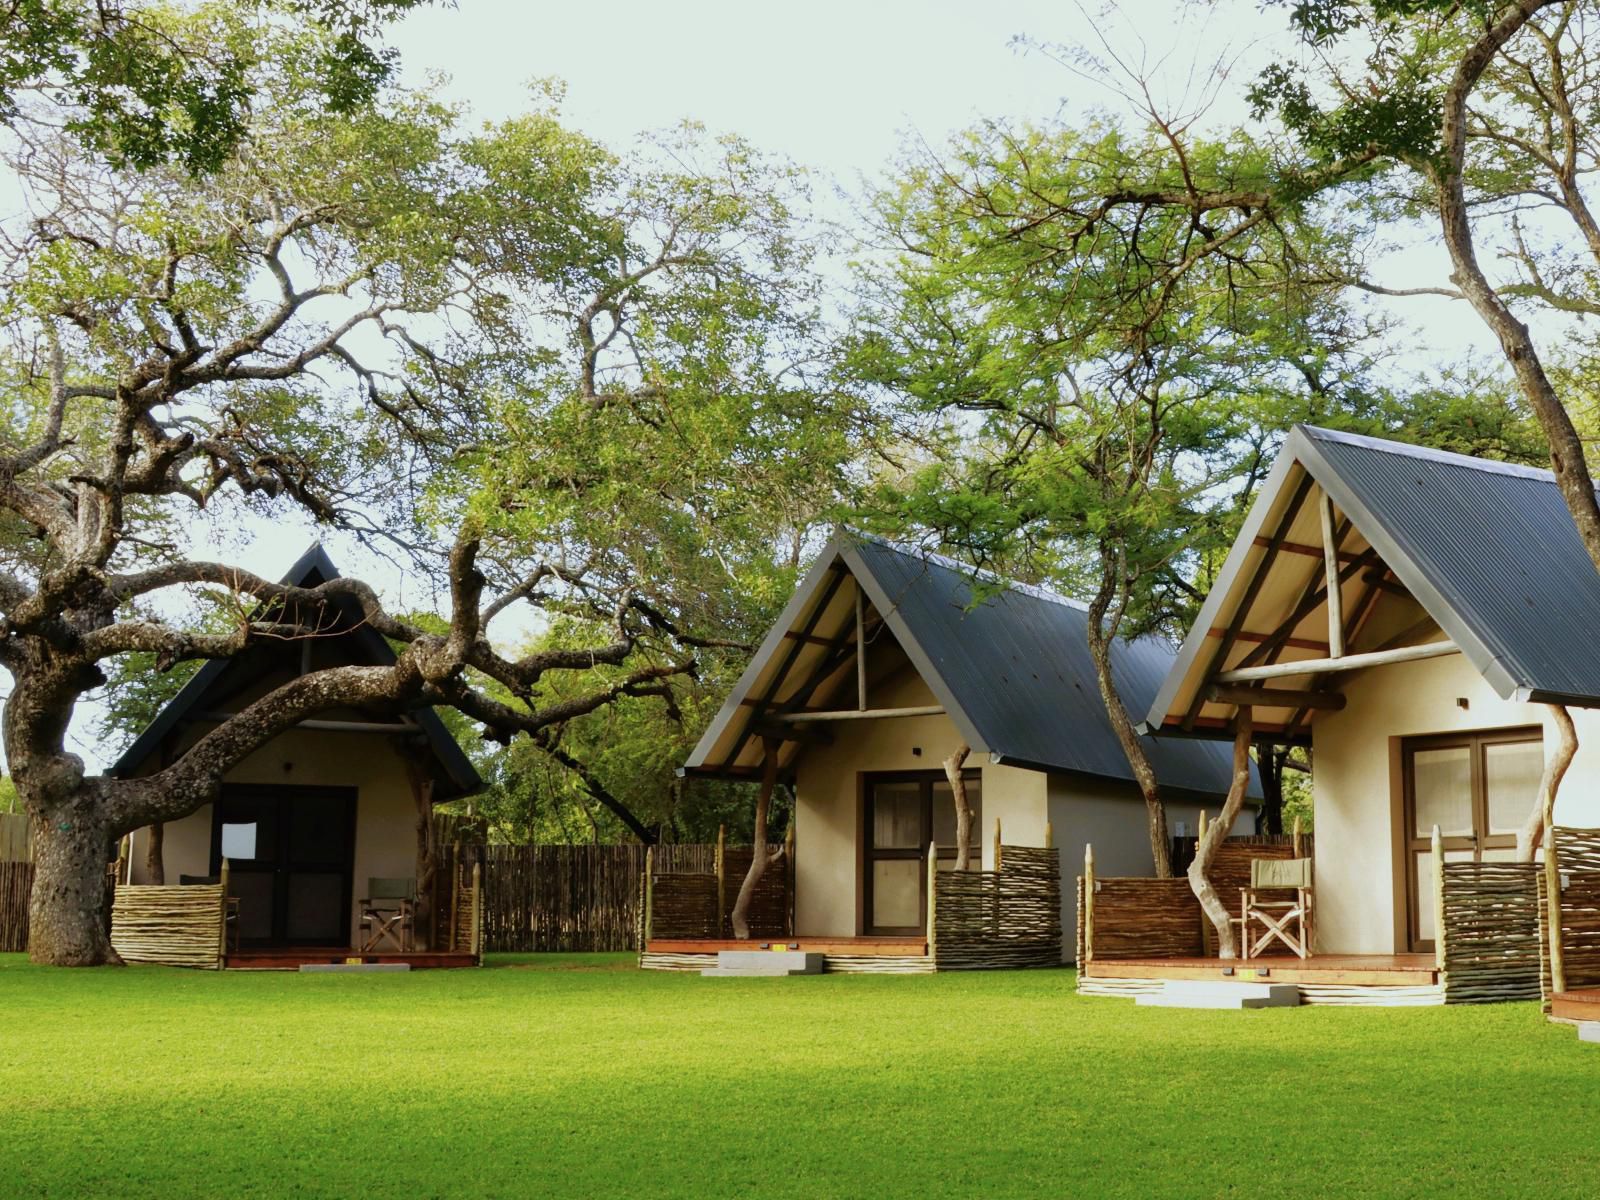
[730,739,781,940]
[1258,746,1285,836]
[1518,704,1577,861]
[943,742,973,870]
[1434,1,1600,573]
[27,801,119,966]
[1187,707,1253,958]
[1085,557,1171,877]
[145,821,165,885]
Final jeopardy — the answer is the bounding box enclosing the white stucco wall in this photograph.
[1311,650,1600,954]
[128,727,421,945]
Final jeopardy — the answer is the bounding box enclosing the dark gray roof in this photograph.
[1298,425,1600,706]
[110,542,481,799]
[686,531,1256,799]
[1142,424,1600,736]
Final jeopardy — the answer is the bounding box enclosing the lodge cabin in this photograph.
[109,544,485,969]
[656,532,1258,973]
[1083,425,1600,1006]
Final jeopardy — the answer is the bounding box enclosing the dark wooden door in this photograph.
[1402,728,1542,952]
[211,785,357,946]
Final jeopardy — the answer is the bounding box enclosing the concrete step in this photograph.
[1578,1022,1600,1044]
[1135,980,1300,1009]
[702,950,825,977]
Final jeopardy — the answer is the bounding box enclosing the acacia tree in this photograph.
[0,9,853,965]
[848,122,1389,878]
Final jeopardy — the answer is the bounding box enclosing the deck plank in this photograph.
[1083,954,1438,986]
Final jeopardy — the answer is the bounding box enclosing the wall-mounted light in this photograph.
[1456,697,1470,711]
[911,746,922,757]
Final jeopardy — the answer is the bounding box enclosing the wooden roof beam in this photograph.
[1204,685,1347,711]
[1215,640,1459,683]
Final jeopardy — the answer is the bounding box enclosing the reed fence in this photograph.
[0,812,31,863]
[1080,834,1309,963]
[109,882,226,968]
[0,861,32,952]
[641,836,795,943]
[1438,861,1542,1003]
[931,844,1062,970]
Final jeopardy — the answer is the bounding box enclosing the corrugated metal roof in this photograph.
[685,531,1254,799]
[110,542,482,799]
[1142,424,1600,737]
[1300,425,1600,705]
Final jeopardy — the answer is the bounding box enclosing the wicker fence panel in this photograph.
[1440,861,1542,1003]
[110,884,225,968]
[718,848,792,939]
[649,872,719,939]
[932,845,1061,970]
[1086,878,1203,960]
[0,861,32,952]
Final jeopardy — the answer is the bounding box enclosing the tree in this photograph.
[0,9,855,964]
[0,0,428,173]
[1061,2,1600,571]
[848,121,1389,880]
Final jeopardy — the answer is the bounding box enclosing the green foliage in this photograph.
[0,0,428,173]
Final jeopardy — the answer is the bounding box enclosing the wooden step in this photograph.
[1551,990,1600,1023]
[1135,980,1300,1009]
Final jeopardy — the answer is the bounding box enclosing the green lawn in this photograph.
[0,954,1596,1198]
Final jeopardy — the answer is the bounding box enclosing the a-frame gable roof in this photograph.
[1144,425,1600,740]
[110,542,481,799]
[684,531,1252,799]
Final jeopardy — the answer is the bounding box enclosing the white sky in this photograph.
[57,0,1502,769]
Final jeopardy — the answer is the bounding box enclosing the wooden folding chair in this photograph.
[359,878,417,952]
[1240,857,1313,959]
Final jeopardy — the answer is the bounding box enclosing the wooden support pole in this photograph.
[785,820,796,937]
[993,817,1002,872]
[715,825,726,936]
[926,840,938,959]
[1083,843,1095,964]
[1320,490,1344,659]
[1214,640,1459,683]
[1545,825,1567,996]
[1292,815,1304,860]
[1044,821,1053,850]
[216,857,231,969]
[782,705,946,723]
[1431,825,1446,975]
[471,861,483,962]
[855,584,867,711]
[644,845,656,946]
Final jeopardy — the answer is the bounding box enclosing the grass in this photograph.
[1,954,1597,1198]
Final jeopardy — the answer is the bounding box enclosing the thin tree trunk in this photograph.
[1258,747,1285,836]
[145,820,165,885]
[1085,555,1171,877]
[1518,704,1577,861]
[27,801,120,966]
[943,742,973,869]
[1187,707,1253,958]
[1435,0,1600,573]
[731,740,781,939]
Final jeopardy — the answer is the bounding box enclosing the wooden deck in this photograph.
[1551,990,1600,1023]
[645,935,928,957]
[225,946,478,970]
[1080,953,1447,1005]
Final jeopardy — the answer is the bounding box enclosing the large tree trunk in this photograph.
[1518,704,1577,861]
[1257,747,1285,836]
[730,740,781,939]
[27,795,120,966]
[1186,707,1253,958]
[943,742,973,870]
